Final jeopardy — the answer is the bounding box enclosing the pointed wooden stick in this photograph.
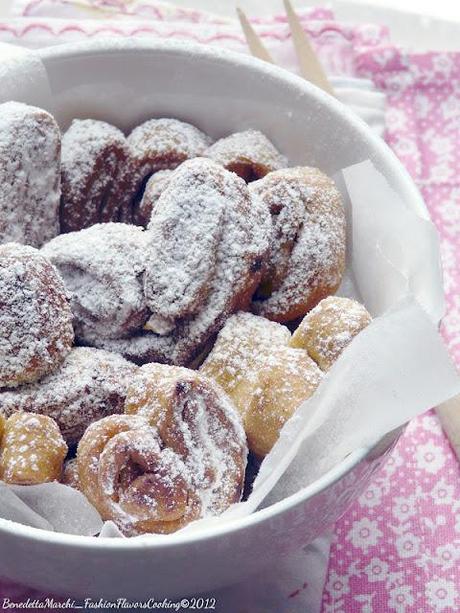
[236,7,275,64]
[283,0,335,96]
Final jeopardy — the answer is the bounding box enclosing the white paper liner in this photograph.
[0,46,458,538]
[0,159,458,539]
[0,482,102,535]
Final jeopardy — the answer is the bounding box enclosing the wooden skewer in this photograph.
[236,7,275,64]
[283,0,335,95]
[236,3,334,96]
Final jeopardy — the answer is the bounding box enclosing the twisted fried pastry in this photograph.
[41,223,150,343]
[60,119,138,232]
[141,157,271,365]
[250,167,346,322]
[77,414,196,535]
[200,312,291,415]
[0,347,137,445]
[128,117,211,209]
[125,364,247,520]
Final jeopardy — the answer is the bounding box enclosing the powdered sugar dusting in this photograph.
[242,344,323,456]
[0,101,60,247]
[0,347,137,445]
[0,413,67,485]
[143,157,271,365]
[0,243,73,388]
[201,312,323,456]
[126,364,247,521]
[41,223,151,342]
[61,119,138,232]
[128,117,212,210]
[290,296,372,370]
[88,331,175,366]
[201,311,291,397]
[77,414,195,535]
[205,129,287,181]
[250,166,346,322]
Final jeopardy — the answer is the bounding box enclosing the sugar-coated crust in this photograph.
[201,312,322,457]
[77,365,247,535]
[0,347,137,445]
[0,243,74,388]
[128,117,212,207]
[250,167,347,322]
[143,157,271,366]
[41,223,151,342]
[85,331,174,366]
[205,130,287,181]
[60,119,139,232]
[0,101,61,247]
[242,345,322,457]
[201,311,291,407]
[0,413,67,485]
[290,296,372,370]
[77,414,196,536]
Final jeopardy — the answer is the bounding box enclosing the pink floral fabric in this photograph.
[1,3,389,78]
[322,48,460,613]
[0,4,459,612]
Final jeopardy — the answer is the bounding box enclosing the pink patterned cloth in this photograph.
[0,4,459,612]
[321,47,460,613]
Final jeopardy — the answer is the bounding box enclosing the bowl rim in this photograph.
[0,38,431,550]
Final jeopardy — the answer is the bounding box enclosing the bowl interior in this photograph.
[0,40,432,548]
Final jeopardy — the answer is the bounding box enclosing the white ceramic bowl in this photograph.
[0,40,439,600]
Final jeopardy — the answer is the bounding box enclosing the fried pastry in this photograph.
[200,311,291,414]
[41,223,150,343]
[290,296,372,370]
[204,130,287,181]
[123,363,247,531]
[0,413,67,485]
[142,157,271,365]
[201,313,322,456]
[250,167,346,322]
[77,414,196,536]
[60,119,138,232]
[0,101,60,247]
[0,243,74,388]
[128,117,211,204]
[0,347,137,445]
[242,346,322,457]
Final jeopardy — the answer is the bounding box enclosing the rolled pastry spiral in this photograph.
[78,365,247,535]
[77,414,198,535]
[125,365,247,521]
